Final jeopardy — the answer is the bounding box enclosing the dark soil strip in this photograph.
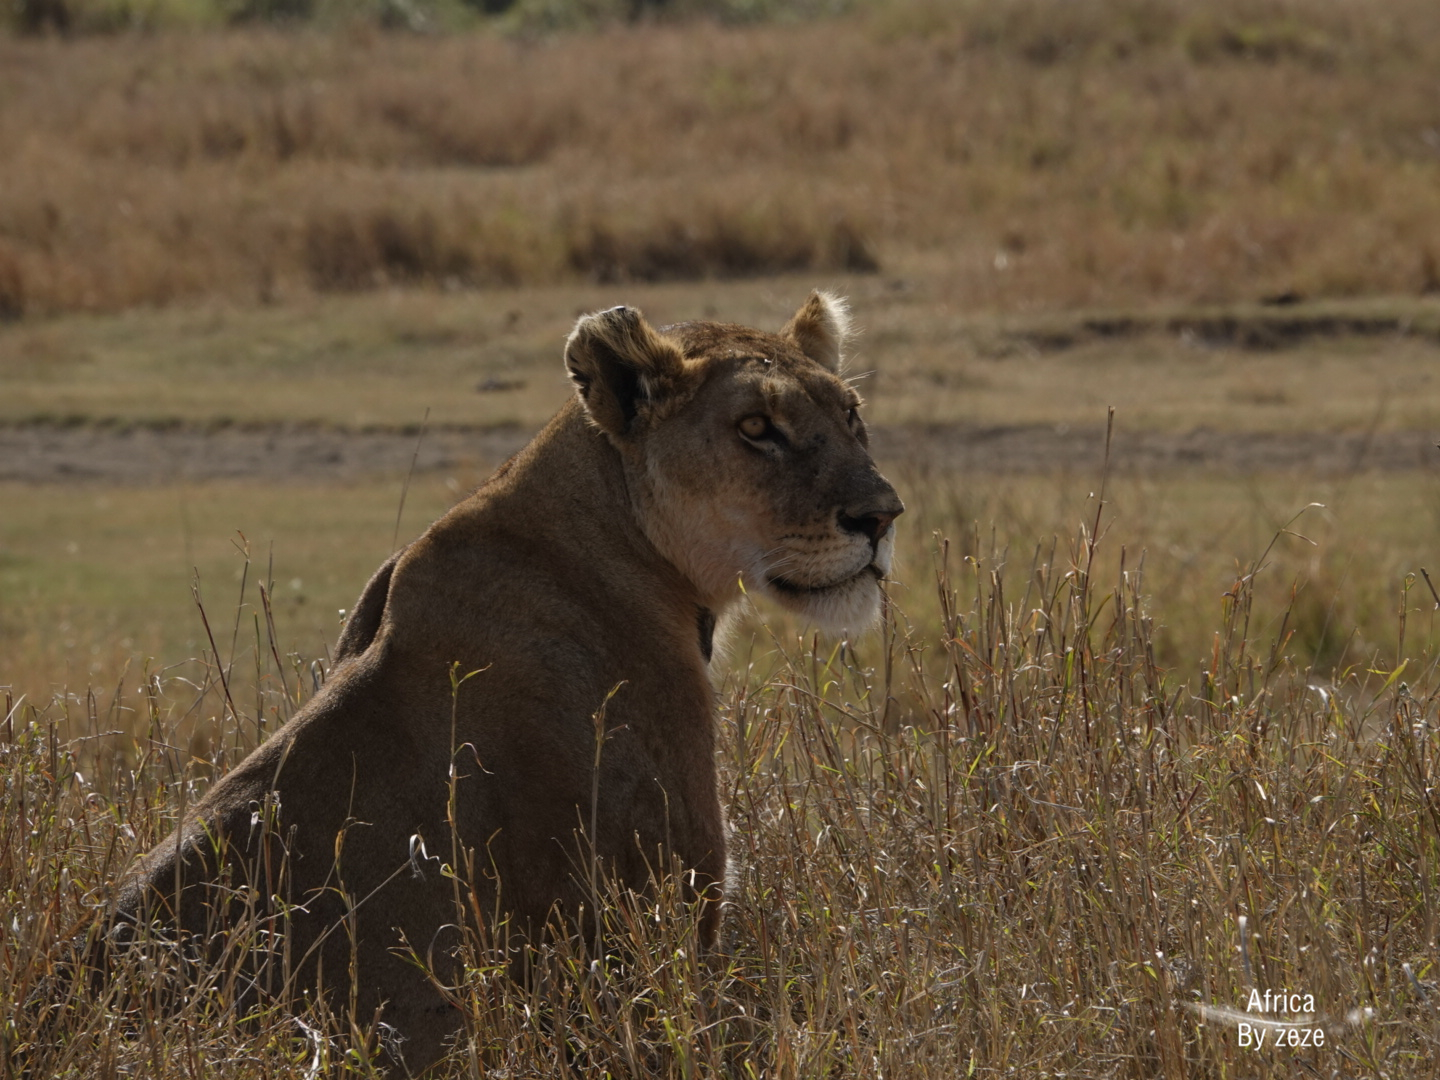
[1009,303,1440,352]
[0,424,534,485]
[2,423,1437,485]
[873,424,1440,476]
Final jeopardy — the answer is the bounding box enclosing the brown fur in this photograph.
[106,293,903,1073]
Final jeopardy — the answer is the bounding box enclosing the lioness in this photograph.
[108,292,903,1071]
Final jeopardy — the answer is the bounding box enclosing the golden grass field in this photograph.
[4,0,1440,318]
[6,2,1440,1076]
[11,457,1440,1077]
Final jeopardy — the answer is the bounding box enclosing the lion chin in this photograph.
[764,566,886,632]
[761,525,896,632]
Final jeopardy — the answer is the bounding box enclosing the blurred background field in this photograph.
[3,0,1440,736]
[4,271,1440,699]
[6,2,1440,1076]
[7,465,1440,704]
[5,281,1440,431]
[6,0,1440,318]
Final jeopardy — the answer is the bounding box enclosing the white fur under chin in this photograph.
[751,523,895,633]
[763,569,884,633]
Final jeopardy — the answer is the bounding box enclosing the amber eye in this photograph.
[738,415,770,440]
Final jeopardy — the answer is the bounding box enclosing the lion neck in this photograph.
[487,397,718,638]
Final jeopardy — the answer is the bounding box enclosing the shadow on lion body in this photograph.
[104,294,903,1073]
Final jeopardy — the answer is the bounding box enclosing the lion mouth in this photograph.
[766,525,894,596]
[767,563,884,596]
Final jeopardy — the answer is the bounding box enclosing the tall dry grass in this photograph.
[6,489,1440,1076]
[3,0,1440,316]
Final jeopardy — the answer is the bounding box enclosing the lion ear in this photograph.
[564,305,685,438]
[781,290,850,373]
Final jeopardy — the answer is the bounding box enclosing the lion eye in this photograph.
[848,406,862,428]
[738,415,771,440]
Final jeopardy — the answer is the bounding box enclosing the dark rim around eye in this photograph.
[740,416,791,449]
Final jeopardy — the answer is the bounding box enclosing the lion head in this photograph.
[564,291,903,631]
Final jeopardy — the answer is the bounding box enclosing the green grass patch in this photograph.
[0,474,463,699]
[7,464,1439,702]
[5,285,1440,432]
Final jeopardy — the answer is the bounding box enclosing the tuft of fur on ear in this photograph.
[781,290,851,373]
[564,305,685,437]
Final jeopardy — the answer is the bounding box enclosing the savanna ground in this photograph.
[6,1,1440,1076]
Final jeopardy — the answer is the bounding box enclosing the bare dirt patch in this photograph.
[0,422,531,485]
[3,421,1436,486]
[877,424,1440,475]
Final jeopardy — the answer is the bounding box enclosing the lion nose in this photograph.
[839,505,901,545]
